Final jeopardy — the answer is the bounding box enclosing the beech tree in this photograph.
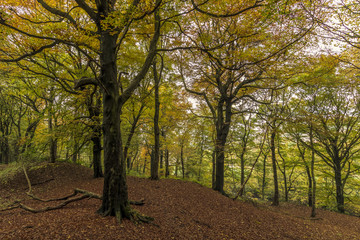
[0,0,161,222]
[179,0,317,194]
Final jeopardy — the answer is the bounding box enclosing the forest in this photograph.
[0,0,360,225]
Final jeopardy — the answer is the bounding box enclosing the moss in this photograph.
[0,163,22,185]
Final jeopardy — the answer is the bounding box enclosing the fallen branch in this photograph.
[22,165,32,194]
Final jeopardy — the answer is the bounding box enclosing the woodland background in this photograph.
[0,0,360,219]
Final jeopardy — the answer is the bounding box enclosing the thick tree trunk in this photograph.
[96,32,131,222]
[270,129,279,206]
[214,99,232,194]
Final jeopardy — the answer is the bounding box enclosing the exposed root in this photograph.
[129,199,145,206]
[129,209,156,226]
[19,195,89,213]
[2,188,148,219]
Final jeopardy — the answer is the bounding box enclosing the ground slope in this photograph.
[0,162,359,240]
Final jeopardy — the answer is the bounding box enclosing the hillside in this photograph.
[0,162,359,240]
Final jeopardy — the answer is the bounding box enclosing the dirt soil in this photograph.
[0,162,359,240]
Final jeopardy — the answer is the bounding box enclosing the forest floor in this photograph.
[0,162,359,240]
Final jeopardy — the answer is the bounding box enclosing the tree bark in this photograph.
[165,148,169,177]
[96,31,131,222]
[150,60,160,180]
[262,153,267,200]
[92,132,103,178]
[310,125,316,217]
[240,149,245,197]
[214,99,232,194]
[270,128,279,206]
[334,163,344,213]
[180,142,185,179]
[212,150,216,189]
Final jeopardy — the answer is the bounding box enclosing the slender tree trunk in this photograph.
[49,114,57,163]
[304,164,313,207]
[212,150,216,189]
[143,158,147,174]
[92,133,103,178]
[262,154,267,200]
[240,150,245,197]
[160,150,163,169]
[198,144,204,182]
[180,142,185,179]
[310,142,316,217]
[270,128,279,206]
[123,104,144,170]
[150,60,160,180]
[309,123,316,217]
[72,140,78,163]
[165,148,169,177]
[21,119,39,154]
[284,172,288,202]
[1,139,9,164]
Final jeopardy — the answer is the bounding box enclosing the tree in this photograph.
[179,0,316,194]
[0,0,161,222]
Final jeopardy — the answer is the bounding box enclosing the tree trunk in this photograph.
[160,150,163,169]
[1,139,9,164]
[262,153,267,200]
[310,148,316,217]
[304,164,313,207]
[92,133,103,178]
[48,114,57,163]
[240,150,245,197]
[96,32,131,222]
[270,129,279,206]
[165,148,169,177]
[214,99,232,194]
[198,144,204,182]
[72,140,78,163]
[212,150,216,189]
[150,60,160,180]
[180,142,185,179]
[143,158,147,174]
[334,163,344,213]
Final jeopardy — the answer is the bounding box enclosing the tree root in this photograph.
[129,209,157,226]
[1,188,147,215]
